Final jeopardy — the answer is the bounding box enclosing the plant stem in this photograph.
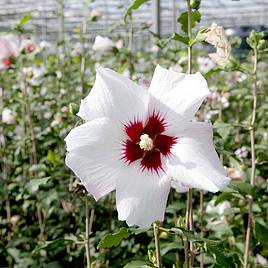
[200,191,204,268]
[85,195,93,268]
[187,0,192,75]
[186,0,195,266]
[153,222,162,268]
[243,48,258,268]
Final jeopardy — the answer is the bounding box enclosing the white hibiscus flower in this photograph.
[92,35,114,53]
[64,65,230,227]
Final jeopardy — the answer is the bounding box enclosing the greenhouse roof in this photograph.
[0,0,267,42]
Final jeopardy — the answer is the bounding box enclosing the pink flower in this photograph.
[0,35,19,70]
[21,38,38,53]
[65,65,230,227]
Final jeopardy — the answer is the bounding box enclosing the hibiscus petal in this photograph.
[148,65,209,134]
[65,117,124,200]
[77,67,148,124]
[116,163,171,228]
[167,122,230,192]
[0,37,11,59]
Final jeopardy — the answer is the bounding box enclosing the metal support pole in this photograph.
[151,0,161,38]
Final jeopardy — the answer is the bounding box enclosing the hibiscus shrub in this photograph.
[0,1,268,268]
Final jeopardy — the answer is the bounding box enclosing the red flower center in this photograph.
[2,58,12,68]
[122,112,177,173]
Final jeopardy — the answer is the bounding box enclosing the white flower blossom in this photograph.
[197,57,215,73]
[65,65,230,227]
[90,10,102,21]
[256,254,268,265]
[2,108,16,124]
[206,199,230,215]
[235,146,248,160]
[22,65,45,86]
[92,35,114,53]
[40,41,51,51]
[115,39,124,50]
[20,38,39,54]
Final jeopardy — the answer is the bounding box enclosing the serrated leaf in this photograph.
[98,227,130,249]
[124,0,150,22]
[178,11,201,33]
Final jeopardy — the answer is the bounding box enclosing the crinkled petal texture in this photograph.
[116,164,171,228]
[167,122,230,192]
[65,117,124,200]
[148,65,210,135]
[77,67,148,123]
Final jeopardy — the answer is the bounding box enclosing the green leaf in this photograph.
[158,33,189,48]
[47,150,60,164]
[246,30,266,49]
[124,0,150,22]
[98,227,130,249]
[216,191,244,205]
[7,248,20,262]
[18,14,32,26]
[172,33,189,45]
[178,11,201,33]
[213,122,232,140]
[255,220,268,244]
[161,239,183,256]
[32,238,71,255]
[190,0,201,10]
[206,240,233,268]
[229,156,242,172]
[123,261,151,268]
[228,181,255,196]
[26,177,50,193]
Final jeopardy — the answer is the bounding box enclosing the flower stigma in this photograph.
[139,134,153,151]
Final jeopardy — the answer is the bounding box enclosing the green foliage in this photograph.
[246,30,266,50]
[98,227,130,249]
[123,260,151,268]
[26,177,50,193]
[190,0,201,10]
[158,33,189,48]
[255,220,268,245]
[124,0,150,22]
[213,122,232,140]
[178,10,201,33]
[13,14,32,33]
